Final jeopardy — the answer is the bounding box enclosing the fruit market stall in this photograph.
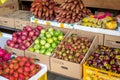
[0,0,120,80]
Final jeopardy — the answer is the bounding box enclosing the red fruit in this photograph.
[21,45,27,50]
[26,37,32,41]
[22,31,28,36]
[29,69,37,77]
[9,63,14,69]
[3,62,8,69]
[30,64,36,71]
[29,31,34,37]
[14,44,19,49]
[19,73,25,79]
[25,62,31,67]
[21,57,28,62]
[16,56,22,61]
[12,33,17,37]
[17,38,22,44]
[24,66,30,72]
[4,68,9,74]
[12,36,17,42]
[36,64,41,70]
[18,67,23,74]
[17,31,22,36]
[9,76,15,80]
[4,74,9,79]
[19,61,25,67]
[23,72,29,76]
[0,64,2,69]
[14,63,19,70]
[9,41,15,47]
[0,69,2,75]
[11,59,18,63]
[25,41,31,48]
[10,69,14,74]
[37,26,42,30]
[21,35,27,40]
[13,72,19,78]
[29,58,35,63]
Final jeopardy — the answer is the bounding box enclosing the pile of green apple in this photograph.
[28,28,64,55]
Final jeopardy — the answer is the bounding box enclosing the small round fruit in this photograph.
[34,39,40,44]
[28,47,35,52]
[45,43,51,48]
[41,30,46,34]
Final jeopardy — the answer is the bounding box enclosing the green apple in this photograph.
[47,38,53,43]
[58,35,64,41]
[40,39,46,45]
[40,33,45,38]
[46,32,52,38]
[54,30,61,36]
[48,28,54,32]
[34,39,40,44]
[48,47,54,52]
[35,49,40,53]
[49,31,54,36]
[45,43,51,48]
[34,44,41,50]
[41,46,45,49]
[40,49,46,54]
[55,41,60,45]
[53,36,58,41]
[28,47,35,52]
[52,42,57,48]
[45,51,51,56]
[41,29,46,34]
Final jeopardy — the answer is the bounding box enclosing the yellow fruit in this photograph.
[0,32,2,37]
[105,21,118,30]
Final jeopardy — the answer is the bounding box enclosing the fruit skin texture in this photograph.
[105,21,118,30]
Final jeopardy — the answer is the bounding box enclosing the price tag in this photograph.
[60,23,64,28]
[46,21,50,26]
[34,19,38,24]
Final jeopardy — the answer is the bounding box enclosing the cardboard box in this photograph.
[25,27,69,70]
[14,10,32,29]
[0,0,19,16]
[50,29,98,79]
[5,45,25,56]
[104,34,120,48]
[82,0,120,10]
[0,15,14,28]
[0,63,47,80]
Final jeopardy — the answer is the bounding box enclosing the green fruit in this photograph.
[41,30,46,34]
[40,49,46,54]
[46,32,52,38]
[52,42,57,48]
[34,44,41,50]
[48,28,54,32]
[34,39,40,44]
[40,39,46,45]
[49,31,54,36]
[41,46,45,49]
[53,36,58,41]
[58,35,64,41]
[48,47,54,52]
[47,38,53,43]
[45,43,51,48]
[28,47,34,52]
[40,33,45,38]
[55,41,60,45]
[45,51,51,56]
[35,49,40,53]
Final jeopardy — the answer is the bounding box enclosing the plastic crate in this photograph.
[0,63,47,80]
[0,32,12,49]
[83,62,120,80]
[38,72,47,80]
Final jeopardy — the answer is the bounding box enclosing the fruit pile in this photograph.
[56,0,92,23]
[28,28,64,55]
[0,48,11,63]
[87,45,120,73]
[7,26,43,50]
[0,56,41,80]
[30,0,57,20]
[80,12,118,30]
[53,34,91,63]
